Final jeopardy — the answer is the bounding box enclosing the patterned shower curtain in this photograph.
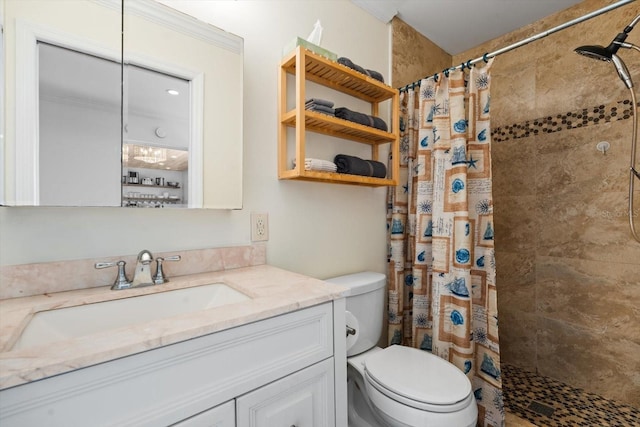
[387,60,503,426]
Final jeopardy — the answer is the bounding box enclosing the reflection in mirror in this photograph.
[39,42,121,206]
[2,0,243,209]
[40,45,193,207]
[122,64,191,208]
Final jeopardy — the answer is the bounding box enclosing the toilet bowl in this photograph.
[326,272,478,427]
[353,345,477,426]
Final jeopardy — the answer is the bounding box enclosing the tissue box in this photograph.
[283,37,337,61]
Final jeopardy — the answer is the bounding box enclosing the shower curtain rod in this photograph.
[399,0,636,92]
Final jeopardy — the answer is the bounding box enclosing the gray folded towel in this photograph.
[334,154,387,178]
[306,104,335,115]
[334,107,387,131]
[305,98,334,108]
[337,57,384,83]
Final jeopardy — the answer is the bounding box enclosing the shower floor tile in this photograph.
[502,363,640,426]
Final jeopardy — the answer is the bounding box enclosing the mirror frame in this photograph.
[0,5,5,205]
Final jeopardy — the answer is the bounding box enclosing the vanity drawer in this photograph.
[0,302,334,427]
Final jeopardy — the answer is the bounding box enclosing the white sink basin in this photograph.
[12,283,250,351]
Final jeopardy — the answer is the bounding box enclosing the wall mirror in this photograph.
[1,0,243,209]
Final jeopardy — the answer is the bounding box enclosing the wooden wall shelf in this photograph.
[278,47,399,187]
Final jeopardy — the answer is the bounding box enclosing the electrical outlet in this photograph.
[251,213,269,241]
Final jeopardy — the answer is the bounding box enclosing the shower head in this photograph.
[574,46,634,88]
[575,44,617,61]
[575,32,631,61]
[574,14,640,60]
[575,14,640,89]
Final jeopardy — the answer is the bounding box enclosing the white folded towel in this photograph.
[293,158,337,172]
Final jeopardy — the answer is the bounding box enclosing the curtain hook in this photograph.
[443,68,450,77]
[482,53,490,63]
[433,73,439,82]
[466,59,473,69]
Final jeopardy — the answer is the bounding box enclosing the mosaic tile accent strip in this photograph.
[502,363,640,427]
[491,99,637,142]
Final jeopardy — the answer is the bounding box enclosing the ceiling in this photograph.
[351,0,583,55]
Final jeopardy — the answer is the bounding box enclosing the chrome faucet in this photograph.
[131,249,154,287]
[96,250,181,290]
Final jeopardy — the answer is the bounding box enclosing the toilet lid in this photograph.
[364,345,472,406]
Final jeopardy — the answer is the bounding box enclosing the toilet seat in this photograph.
[364,345,473,413]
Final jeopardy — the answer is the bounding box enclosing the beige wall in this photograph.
[453,0,639,406]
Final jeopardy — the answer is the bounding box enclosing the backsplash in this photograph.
[0,244,266,300]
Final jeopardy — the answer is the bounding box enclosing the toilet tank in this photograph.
[325,272,386,357]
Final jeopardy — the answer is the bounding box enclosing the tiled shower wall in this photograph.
[393,0,640,407]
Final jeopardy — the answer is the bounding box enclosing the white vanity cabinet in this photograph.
[174,400,236,427]
[236,358,335,427]
[0,301,347,427]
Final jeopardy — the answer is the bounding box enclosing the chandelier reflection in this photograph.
[123,144,167,164]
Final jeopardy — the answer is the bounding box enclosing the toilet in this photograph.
[326,272,478,427]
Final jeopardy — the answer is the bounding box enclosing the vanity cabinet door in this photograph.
[172,400,235,427]
[236,358,335,427]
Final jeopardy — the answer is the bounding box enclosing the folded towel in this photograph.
[337,57,384,83]
[305,98,334,108]
[334,107,388,131]
[293,158,338,172]
[334,154,387,178]
[306,104,335,115]
[306,158,337,172]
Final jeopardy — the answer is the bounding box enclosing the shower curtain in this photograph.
[387,60,503,426]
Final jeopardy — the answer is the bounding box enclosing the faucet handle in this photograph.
[95,260,131,290]
[153,255,181,284]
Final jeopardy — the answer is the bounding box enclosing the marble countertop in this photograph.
[0,265,348,390]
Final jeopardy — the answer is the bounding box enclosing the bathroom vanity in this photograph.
[0,264,348,426]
